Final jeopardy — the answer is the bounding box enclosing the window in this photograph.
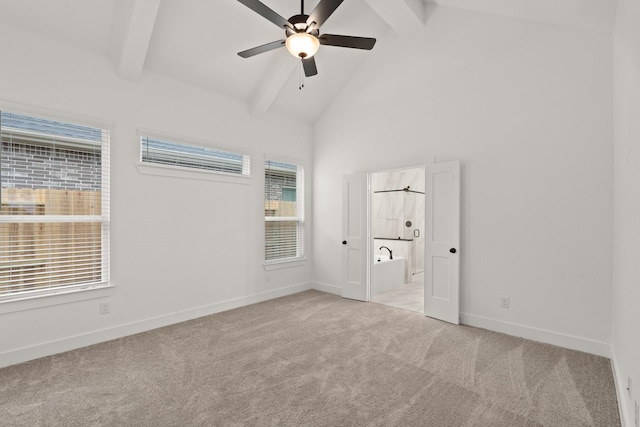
[140,135,250,176]
[264,160,304,263]
[0,111,110,301]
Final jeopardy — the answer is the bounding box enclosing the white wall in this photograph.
[612,0,640,424]
[0,23,313,367]
[313,6,613,355]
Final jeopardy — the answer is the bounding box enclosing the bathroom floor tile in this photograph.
[372,280,424,314]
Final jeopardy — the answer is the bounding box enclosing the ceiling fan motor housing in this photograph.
[286,14,320,37]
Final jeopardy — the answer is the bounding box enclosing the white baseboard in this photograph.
[0,282,312,369]
[307,287,611,358]
[611,348,631,427]
[460,312,611,358]
[311,282,341,295]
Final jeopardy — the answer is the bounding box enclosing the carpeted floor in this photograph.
[0,290,620,426]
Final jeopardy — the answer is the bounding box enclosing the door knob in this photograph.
[342,241,347,245]
[450,248,457,254]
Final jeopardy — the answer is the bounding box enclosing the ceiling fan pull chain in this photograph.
[299,61,305,90]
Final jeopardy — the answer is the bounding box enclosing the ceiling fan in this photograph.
[237,0,376,77]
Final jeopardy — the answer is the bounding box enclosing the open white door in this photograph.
[425,160,460,324]
[341,173,368,301]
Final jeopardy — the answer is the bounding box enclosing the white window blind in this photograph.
[140,136,250,176]
[0,111,110,301]
[265,160,304,262]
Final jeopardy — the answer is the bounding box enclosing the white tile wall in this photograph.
[372,167,426,276]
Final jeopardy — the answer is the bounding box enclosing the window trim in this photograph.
[0,105,111,305]
[0,283,114,314]
[136,129,252,184]
[263,258,307,271]
[0,100,112,133]
[264,156,306,267]
[136,161,252,184]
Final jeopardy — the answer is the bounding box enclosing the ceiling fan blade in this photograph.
[307,0,343,28]
[302,57,318,77]
[238,40,286,58]
[237,0,292,30]
[319,34,376,50]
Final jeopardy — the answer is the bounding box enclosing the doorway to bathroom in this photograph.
[341,160,460,324]
[370,166,426,313]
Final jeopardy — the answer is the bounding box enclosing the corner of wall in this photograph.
[311,282,341,296]
[611,347,632,427]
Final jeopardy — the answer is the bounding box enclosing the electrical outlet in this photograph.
[266,273,270,283]
[99,302,110,314]
[500,296,510,309]
[635,400,639,427]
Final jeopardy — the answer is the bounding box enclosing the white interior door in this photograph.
[425,160,460,324]
[341,173,368,301]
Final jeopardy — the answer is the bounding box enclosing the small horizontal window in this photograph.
[140,136,250,176]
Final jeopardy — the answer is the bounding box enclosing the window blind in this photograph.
[264,160,304,262]
[0,111,110,300]
[140,136,250,176]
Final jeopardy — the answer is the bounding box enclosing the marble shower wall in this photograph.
[372,168,425,274]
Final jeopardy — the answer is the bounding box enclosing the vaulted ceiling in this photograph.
[0,0,617,124]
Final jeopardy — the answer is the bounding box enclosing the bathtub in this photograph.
[372,255,406,294]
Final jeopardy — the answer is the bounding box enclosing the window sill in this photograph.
[136,162,252,185]
[0,283,115,315]
[264,258,307,271]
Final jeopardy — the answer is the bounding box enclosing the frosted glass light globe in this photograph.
[286,33,320,59]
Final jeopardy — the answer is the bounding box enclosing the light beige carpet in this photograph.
[0,290,620,426]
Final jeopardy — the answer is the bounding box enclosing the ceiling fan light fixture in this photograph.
[285,32,320,59]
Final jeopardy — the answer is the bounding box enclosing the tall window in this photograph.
[264,160,304,262]
[0,111,110,300]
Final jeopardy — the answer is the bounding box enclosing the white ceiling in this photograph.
[0,0,617,124]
